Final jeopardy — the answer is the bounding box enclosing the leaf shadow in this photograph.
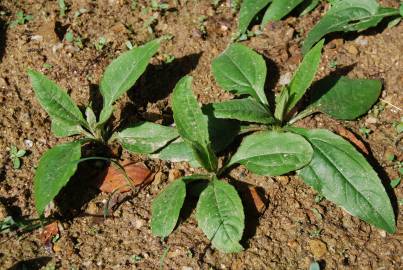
[116,53,203,130]
[0,16,6,62]
[262,56,281,113]
[8,257,52,270]
[54,142,111,219]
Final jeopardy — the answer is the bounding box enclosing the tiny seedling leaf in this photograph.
[261,0,303,26]
[237,0,272,36]
[172,76,218,172]
[207,97,274,124]
[299,0,320,17]
[285,39,324,114]
[292,128,396,233]
[34,141,81,216]
[28,70,86,127]
[99,39,160,124]
[212,43,269,106]
[151,178,186,237]
[196,178,244,253]
[116,122,179,154]
[228,131,313,176]
[310,76,382,120]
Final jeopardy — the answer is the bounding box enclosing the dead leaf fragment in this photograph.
[99,162,153,193]
[246,186,268,214]
[39,221,59,246]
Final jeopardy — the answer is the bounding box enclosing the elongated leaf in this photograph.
[51,118,82,137]
[172,76,218,172]
[196,178,244,253]
[286,39,324,113]
[237,0,272,35]
[299,0,320,16]
[292,128,395,233]
[99,39,160,124]
[228,131,313,176]
[207,97,274,124]
[28,70,86,127]
[151,178,186,237]
[116,122,178,154]
[311,76,381,120]
[212,43,269,106]
[302,0,400,54]
[34,141,81,215]
[154,139,201,167]
[274,86,290,121]
[261,0,303,26]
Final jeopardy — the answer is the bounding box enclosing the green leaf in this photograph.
[13,158,21,169]
[196,178,244,253]
[285,39,324,113]
[172,76,218,172]
[299,0,320,16]
[34,141,82,216]
[85,107,97,130]
[302,0,399,54]
[390,178,400,188]
[154,139,201,167]
[206,97,274,124]
[28,70,86,127]
[151,178,186,237]
[212,43,269,106]
[16,149,26,157]
[228,131,313,176]
[99,39,160,124]
[116,122,178,154]
[237,0,272,35]
[311,76,381,120]
[274,86,290,121]
[292,128,396,233]
[261,0,303,26]
[51,118,83,137]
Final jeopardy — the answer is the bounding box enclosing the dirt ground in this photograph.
[0,0,402,269]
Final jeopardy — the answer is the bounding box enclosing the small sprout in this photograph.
[359,127,372,138]
[386,154,395,162]
[65,31,74,42]
[197,16,208,37]
[95,37,107,51]
[390,178,401,188]
[163,54,175,64]
[311,208,323,222]
[151,0,169,11]
[211,0,221,8]
[10,11,33,27]
[393,117,403,133]
[131,0,138,10]
[130,255,143,263]
[74,36,84,49]
[399,199,403,206]
[309,261,321,270]
[58,0,67,17]
[10,145,26,169]
[43,63,53,69]
[314,194,324,203]
[143,14,158,34]
[328,59,337,69]
[309,228,323,238]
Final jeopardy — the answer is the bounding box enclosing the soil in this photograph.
[0,0,402,269]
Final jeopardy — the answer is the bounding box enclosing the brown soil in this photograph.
[0,0,402,269]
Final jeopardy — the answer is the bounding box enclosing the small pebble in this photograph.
[279,72,292,85]
[24,139,33,148]
[308,239,327,258]
[365,116,378,124]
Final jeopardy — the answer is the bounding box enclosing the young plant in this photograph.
[151,76,245,253]
[208,41,396,234]
[28,38,179,217]
[302,0,403,54]
[9,145,26,169]
[10,11,33,27]
[236,0,320,38]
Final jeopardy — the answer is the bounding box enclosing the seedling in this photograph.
[150,76,244,253]
[10,11,33,27]
[28,38,179,217]
[95,37,107,51]
[9,145,26,169]
[207,41,395,235]
[58,0,67,17]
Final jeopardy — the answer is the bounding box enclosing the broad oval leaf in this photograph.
[292,128,395,233]
[261,0,303,26]
[285,39,324,113]
[34,141,81,215]
[172,76,218,172]
[153,139,201,167]
[212,43,269,106]
[311,76,381,120]
[99,39,160,124]
[196,178,244,253]
[51,118,82,137]
[151,178,186,237]
[28,70,86,127]
[302,0,382,54]
[237,0,272,36]
[116,122,179,154]
[228,131,313,176]
[206,97,274,124]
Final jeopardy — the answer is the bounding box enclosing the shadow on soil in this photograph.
[8,257,52,270]
[0,16,6,61]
